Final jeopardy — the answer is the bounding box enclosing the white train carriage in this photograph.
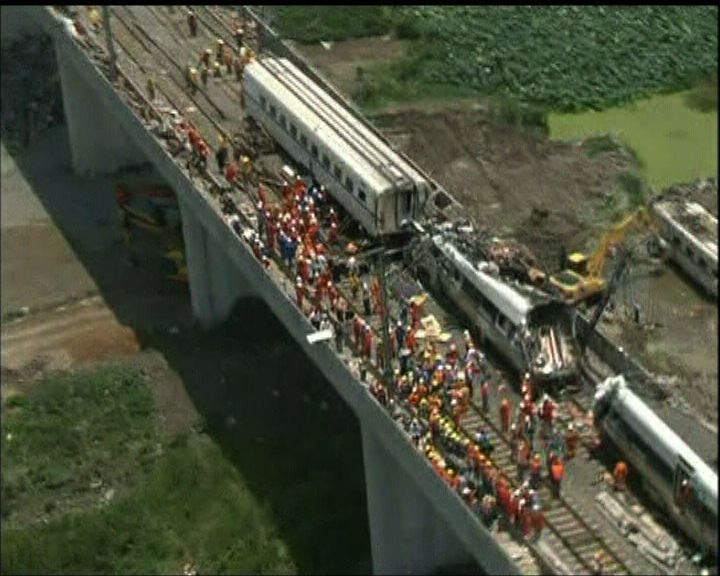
[242,56,430,236]
[413,234,577,384]
[593,376,718,559]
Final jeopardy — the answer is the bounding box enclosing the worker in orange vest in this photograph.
[481,379,491,413]
[565,423,579,459]
[613,460,628,491]
[500,396,511,435]
[551,455,565,497]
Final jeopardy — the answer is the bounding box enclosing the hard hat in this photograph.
[568,423,574,431]
[205,48,212,55]
[217,38,224,46]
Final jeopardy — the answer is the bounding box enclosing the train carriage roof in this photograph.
[435,236,535,326]
[245,57,426,195]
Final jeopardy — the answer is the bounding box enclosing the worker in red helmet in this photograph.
[613,460,628,492]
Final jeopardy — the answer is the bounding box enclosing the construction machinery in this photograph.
[549,206,661,304]
[115,183,187,283]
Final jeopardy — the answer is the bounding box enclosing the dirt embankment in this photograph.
[375,107,631,269]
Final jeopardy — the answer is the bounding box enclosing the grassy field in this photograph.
[270,6,718,113]
[1,361,369,574]
[549,89,718,188]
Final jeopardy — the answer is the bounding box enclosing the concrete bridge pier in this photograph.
[180,201,254,329]
[54,39,146,176]
[361,424,476,574]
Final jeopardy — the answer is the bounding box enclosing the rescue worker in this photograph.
[592,551,606,576]
[225,161,238,184]
[213,61,222,78]
[530,452,542,488]
[187,10,197,37]
[532,503,545,539]
[500,396,511,435]
[223,47,233,75]
[480,378,491,413]
[200,64,209,87]
[146,76,156,101]
[200,48,212,68]
[234,27,244,48]
[551,455,565,497]
[234,57,244,82]
[613,460,628,491]
[334,315,345,353]
[215,137,229,173]
[565,423,579,459]
[362,282,372,316]
[215,38,225,61]
[186,65,199,95]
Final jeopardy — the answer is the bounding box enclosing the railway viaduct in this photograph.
[2,6,521,574]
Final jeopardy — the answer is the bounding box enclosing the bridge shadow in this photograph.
[1,42,371,574]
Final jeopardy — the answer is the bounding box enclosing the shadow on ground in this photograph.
[2,58,371,572]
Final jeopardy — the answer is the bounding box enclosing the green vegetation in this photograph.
[270,6,401,43]
[549,91,718,187]
[684,72,718,113]
[1,362,369,574]
[2,432,294,575]
[2,365,156,525]
[273,6,717,113]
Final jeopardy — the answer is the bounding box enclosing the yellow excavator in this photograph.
[549,206,661,304]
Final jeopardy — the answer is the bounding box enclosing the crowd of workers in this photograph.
[85,8,631,563]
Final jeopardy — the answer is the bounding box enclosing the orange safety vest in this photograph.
[552,460,565,482]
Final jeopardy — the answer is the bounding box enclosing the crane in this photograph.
[578,247,630,351]
[549,206,660,304]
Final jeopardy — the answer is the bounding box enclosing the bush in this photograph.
[491,97,549,133]
[617,172,647,207]
[395,16,423,40]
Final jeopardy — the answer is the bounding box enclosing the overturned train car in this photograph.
[409,233,578,385]
[593,375,718,560]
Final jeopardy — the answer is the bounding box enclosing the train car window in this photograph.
[279,113,286,130]
[290,124,297,139]
[322,154,331,170]
[358,189,367,203]
[311,144,319,159]
[269,104,277,118]
[300,134,308,149]
[672,235,681,245]
[698,257,707,269]
[334,165,342,180]
[260,95,267,110]
[345,177,354,193]
[686,246,693,259]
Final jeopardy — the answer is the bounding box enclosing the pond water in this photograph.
[549,91,717,188]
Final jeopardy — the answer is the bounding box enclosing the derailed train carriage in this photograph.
[243,56,431,237]
[593,376,718,559]
[409,232,578,385]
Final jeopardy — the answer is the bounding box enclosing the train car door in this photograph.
[673,456,694,511]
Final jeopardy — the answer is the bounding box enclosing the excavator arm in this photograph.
[586,207,658,279]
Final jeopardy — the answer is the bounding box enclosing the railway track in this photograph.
[63,8,657,574]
